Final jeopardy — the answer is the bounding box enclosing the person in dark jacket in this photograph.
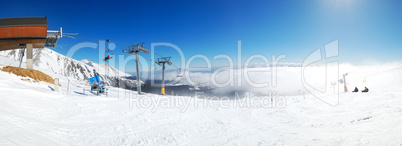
[362,86,369,92]
[352,87,359,92]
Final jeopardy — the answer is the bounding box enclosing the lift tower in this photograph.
[343,73,348,92]
[156,57,172,95]
[123,42,149,94]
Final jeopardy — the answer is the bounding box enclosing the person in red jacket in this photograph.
[104,55,112,61]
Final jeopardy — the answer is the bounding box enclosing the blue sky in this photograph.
[1,0,401,71]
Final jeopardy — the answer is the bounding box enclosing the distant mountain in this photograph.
[0,48,139,89]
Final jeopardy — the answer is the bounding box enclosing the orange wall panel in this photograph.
[0,26,47,38]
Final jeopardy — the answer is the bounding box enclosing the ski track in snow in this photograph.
[1,52,402,145]
[1,70,402,145]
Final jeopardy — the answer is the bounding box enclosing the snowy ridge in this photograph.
[0,48,138,87]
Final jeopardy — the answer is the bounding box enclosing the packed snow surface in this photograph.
[1,50,402,145]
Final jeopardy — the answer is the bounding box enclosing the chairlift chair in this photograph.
[176,68,183,77]
[103,39,114,61]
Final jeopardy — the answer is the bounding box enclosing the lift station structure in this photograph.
[0,17,65,69]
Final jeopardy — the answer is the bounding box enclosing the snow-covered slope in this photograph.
[1,48,402,145]
[0,62,402,145]
[0,48,138,87]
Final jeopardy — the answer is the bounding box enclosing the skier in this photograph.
[362,86,369,92]
[103,54,112,61]
[352,87,359,92]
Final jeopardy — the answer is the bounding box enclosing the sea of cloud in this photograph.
[141,62,402,97]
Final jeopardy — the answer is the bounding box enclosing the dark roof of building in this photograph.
[0,17,47,27]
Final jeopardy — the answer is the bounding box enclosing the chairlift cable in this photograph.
[56,31,182,71]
